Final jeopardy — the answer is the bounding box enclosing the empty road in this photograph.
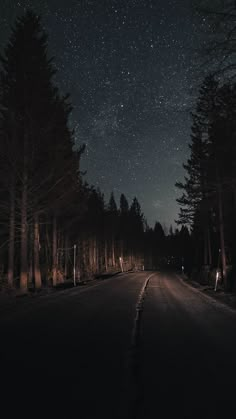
[0,271,236,418]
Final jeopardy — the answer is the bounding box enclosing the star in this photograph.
[0,0,208,227]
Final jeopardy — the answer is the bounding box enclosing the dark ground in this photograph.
[0,271,235,418]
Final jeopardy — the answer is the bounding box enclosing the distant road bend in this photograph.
[1,271,236,418]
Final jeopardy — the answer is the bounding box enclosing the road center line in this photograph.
[127,272,156,419]
[131,272,156,349]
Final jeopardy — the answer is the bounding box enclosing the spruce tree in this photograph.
[120,193,129,214]
[0,10,80,290]
[119,193,129,260]
[176,75,219,267]
[107,192,118,267]
[176,74,236,286]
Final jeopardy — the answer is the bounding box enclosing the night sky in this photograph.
[0,0,208,228]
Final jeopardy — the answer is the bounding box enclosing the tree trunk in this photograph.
[82,240,86,275]
[112,236,115,267]
[207,227,212,266]
[89,237,93,271]
[129,254,132,271]
[104,240,108,272]
[203,229,208,266]
[20,173,28,292]
[64,234,69,278]
[28,229,33,286]
[8,179,15,287]
[34,213,42,289]
[57,229,64,283]
[45,223,50,284]
[52,215,57,286]
[120,240,124,260]
[218,182,227,288]
[93,237,97,272]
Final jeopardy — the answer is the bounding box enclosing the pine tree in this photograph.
[176,75,219,267]
[154,222,165,241]
[207,82,236,285]
[108,192,118,213]
[128,197,144,268]
[107,192,118,267]
[176,74,236,287]
[119,193,129,260]
[120,193,129,214]
[0,10,81,290]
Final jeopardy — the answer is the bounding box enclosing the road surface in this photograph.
[0,271,236,418]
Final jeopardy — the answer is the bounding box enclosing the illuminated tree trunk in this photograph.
[29,230,33,285]
[93,237,97,272]
[82,240,86,274]
[129,254,132,271]
[20,169,28,292]
[57,229,64,283]
[217,182,227,288]
[112,236,115,267]
[104,240,108,272]
[34,212,41,289]
[45,224,51,285]
[89,237,93,271]
[64,234,69,278]
[120,240,124,260]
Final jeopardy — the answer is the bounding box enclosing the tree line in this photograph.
[0,10,191,293]
[176,0,236,290]
[0,11,148,292]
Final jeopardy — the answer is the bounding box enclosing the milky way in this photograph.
[0,0,208,228]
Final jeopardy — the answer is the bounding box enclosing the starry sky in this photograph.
[0,0,208,228]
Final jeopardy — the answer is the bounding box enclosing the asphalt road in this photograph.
[0,271,236,418]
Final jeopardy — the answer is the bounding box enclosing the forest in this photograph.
[0,10,191,293]
[0,1,236,294]
[176,1,236,290]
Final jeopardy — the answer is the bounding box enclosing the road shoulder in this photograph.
[179,273,236,312]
